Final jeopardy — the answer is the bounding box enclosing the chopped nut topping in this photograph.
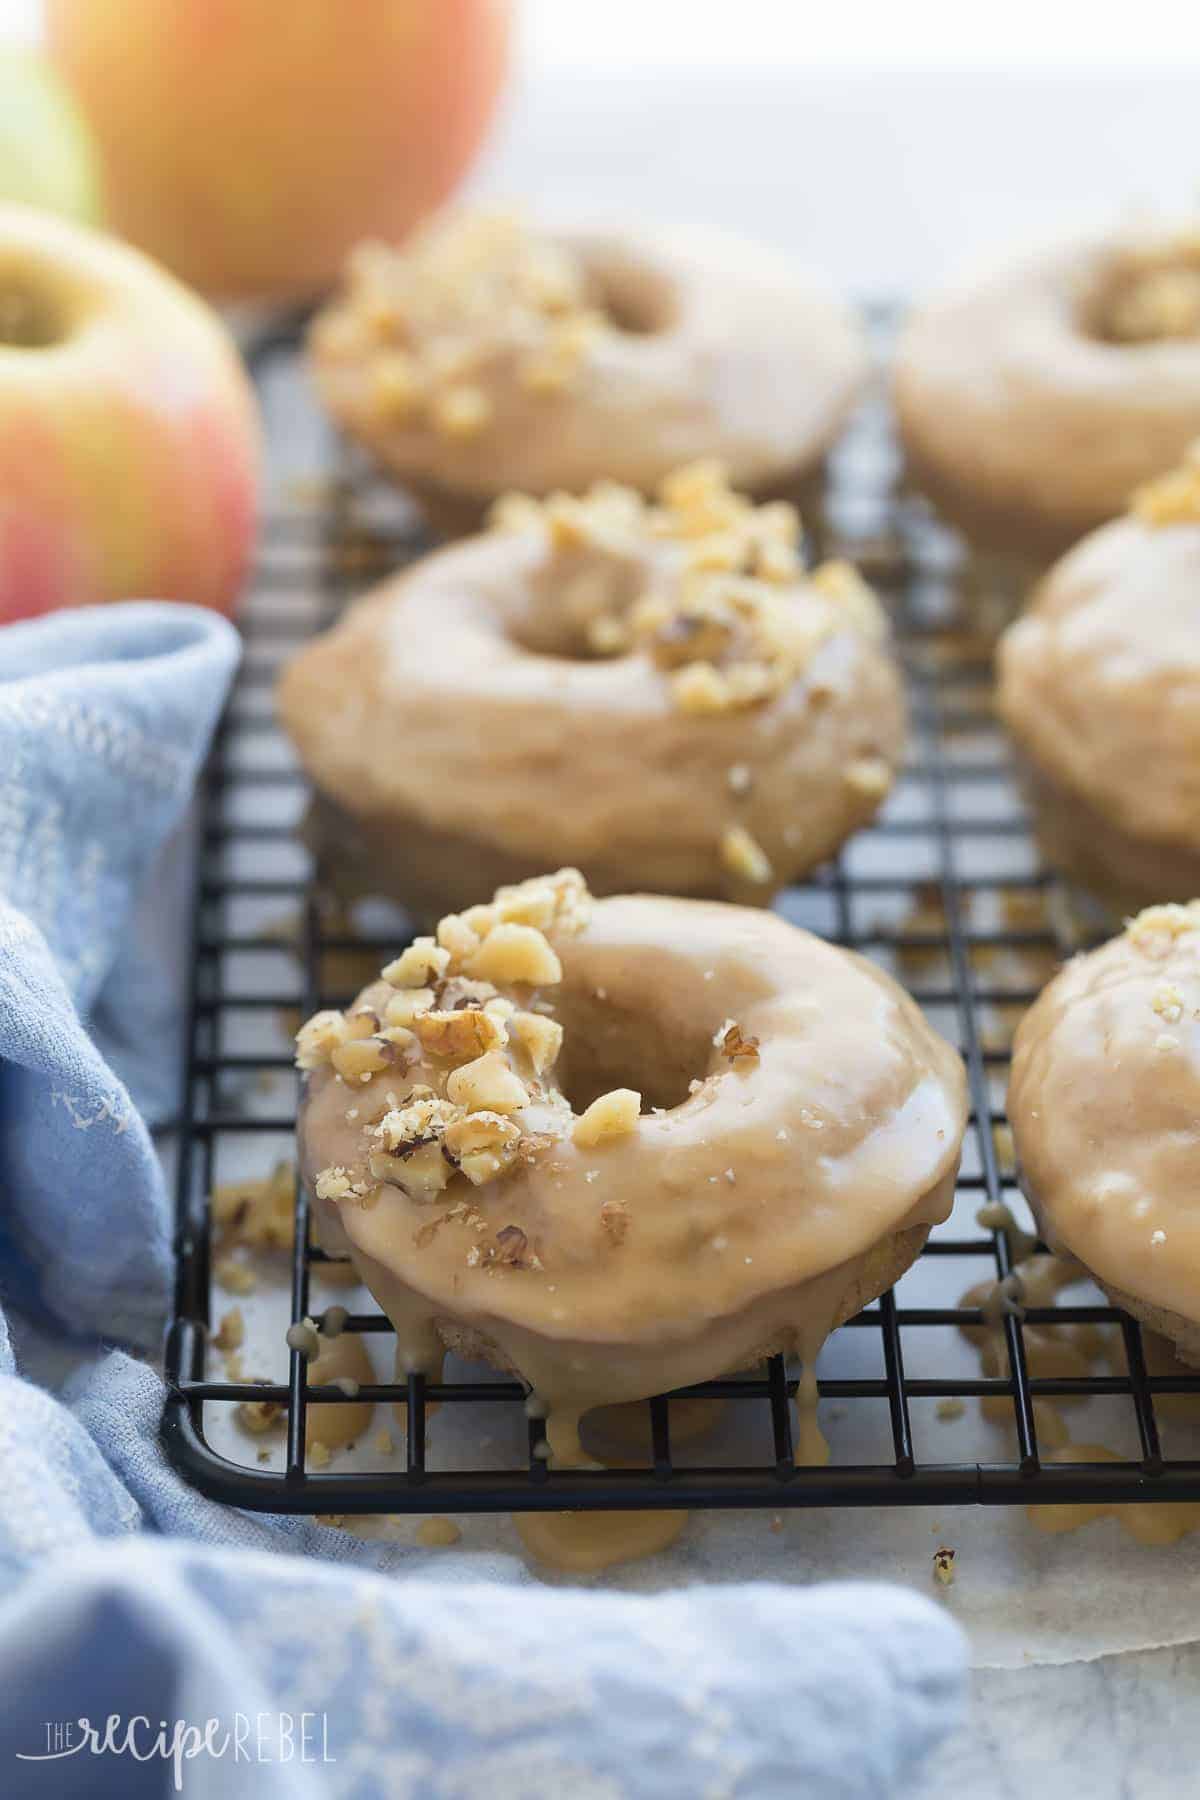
[429,383,492,440]
[1101,232,1200,344]
[446,1051,530,1115]
[383,938,452,989]
[599,1197,630,1244]
[509,1009,564,1075]
[317,213,615,436]
[414,1006,507,1063]
[1131,438,1200,526]
[1126,901,1200,955]
[443,1111,522,1185]
[845,755,893,799]
[384,986,436,1028]
[492,1224,532,1267]
[295,1009,351,1069]
[468,922,563,987]
[330,1035,400,1082]
[715,1019,761,1064]
[1152,980,1185,1024]
[488,464,885,717]
[720,824,774,886]
[573,1087,641,1146]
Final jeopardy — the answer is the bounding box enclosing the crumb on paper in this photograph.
[236,1396,282,1435]
[933,1545,956,1586]
[308,1440,333,1470]
[213,1256,257,1296]
[212,1307,244,1353]
[936,1397,967,1422]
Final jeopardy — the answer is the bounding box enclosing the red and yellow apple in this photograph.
[46,0,513,304]
[0,205,259,623]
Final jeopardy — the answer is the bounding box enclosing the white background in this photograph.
[6,0,1200,294]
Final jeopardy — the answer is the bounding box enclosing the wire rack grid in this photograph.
[160,314,1200,1516]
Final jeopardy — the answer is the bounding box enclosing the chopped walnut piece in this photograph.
[716,1019,761,1064]
[600,1197,630,1245]
[1152,980,1186,1024]
[330,1035,400,1083]
[213,1256,257,1296]
[932,1545,956,1587]
[213,1308,244,1353]
[295,1009,351,1070]
[809,559,887,638]
[468,922,563,987]
[384,986,436,1028]
[414,1006,507,1063]
[1131,438,1200,526]
[573,1087,641,1147]
[492,1224,532,1267]
[211,1161,295,1251]
[845,756,892,798]
[368,349,421,422]
[375,1091,460,1153]
[436,912,482,966]
[509,1009,564,1075]
[383,938,452,988]
[446,1050,530,1114]
[720,824,773,885]
[1126,901,1200,956]
[371,1140,452,1201]
[313,1166,377,1205]
[237,1396,283,1435]
[429,383,492,440]
[442,1111,522,1184]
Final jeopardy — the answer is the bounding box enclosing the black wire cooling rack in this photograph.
[161,313,1200,1516]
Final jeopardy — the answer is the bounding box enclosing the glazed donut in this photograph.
[307,210,868,530]
[296,869,969,1462]
[996,445,1200,910]
[277,463,906,917]
[1010,901,1200,1365]
[894,225,1200,558]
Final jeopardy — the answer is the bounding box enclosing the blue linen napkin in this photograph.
[0,602,238,1345]
[0,603,967,1798]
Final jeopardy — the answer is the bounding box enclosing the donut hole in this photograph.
[0,274,68,349]
[1087,243,1200,344]
[553,986,719,1115]
[505,549,649,662]
[583,251,678,338]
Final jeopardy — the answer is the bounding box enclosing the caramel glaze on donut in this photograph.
[894,227,1200,559]
[278,464,906,917]
[1010,902,1200,1367]
[997,445,1200,910]
[296,871,968,1467]
[308,211,868,528]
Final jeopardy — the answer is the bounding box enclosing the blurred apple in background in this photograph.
[0,206,259,622]
[45,0,513,304]
[0,48,98,223]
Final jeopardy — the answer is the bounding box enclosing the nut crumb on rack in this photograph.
[935,1398,966,1422]
[211,1160,296,1250]
[932,1546,956,1585]
[214,1256,257,1296]
[212,1308,244,1353]
[237,1396,282,1435]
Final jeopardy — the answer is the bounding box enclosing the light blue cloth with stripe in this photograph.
[0,603,965,1798]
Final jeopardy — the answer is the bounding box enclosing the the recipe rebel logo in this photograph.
[15,1712,335,1790]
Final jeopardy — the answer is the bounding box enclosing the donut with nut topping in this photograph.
[296,869,969,1464]
[277,462,905,917]
[308,210,868,531]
